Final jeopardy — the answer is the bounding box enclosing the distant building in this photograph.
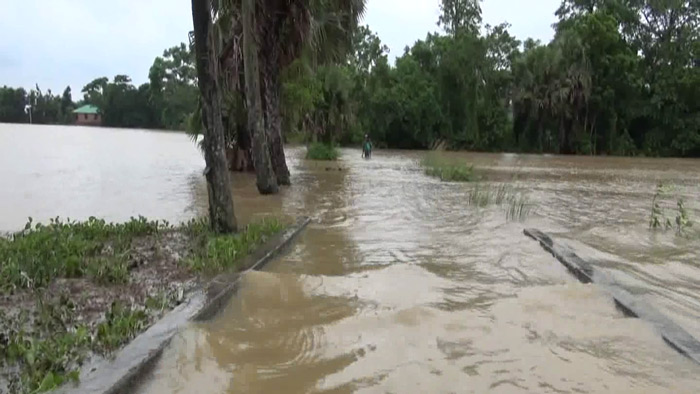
[73,105,102,126]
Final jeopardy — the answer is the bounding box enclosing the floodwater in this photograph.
[2,124,700,393]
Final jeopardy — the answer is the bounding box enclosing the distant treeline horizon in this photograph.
[2,0,698,158]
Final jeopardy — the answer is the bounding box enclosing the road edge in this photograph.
[524,228,700,365]
[56,216,311,394]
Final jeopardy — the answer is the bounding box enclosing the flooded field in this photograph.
[2,124,699,393]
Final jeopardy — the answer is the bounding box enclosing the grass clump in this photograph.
[423,154,476,182]
[0,216,167,294]
[306,142,339,161]
[94,302,148,352]
[506,193,532,222]
[467,183,533,221]
[183,217,285,273]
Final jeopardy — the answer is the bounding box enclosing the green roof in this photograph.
[73,105,100,114]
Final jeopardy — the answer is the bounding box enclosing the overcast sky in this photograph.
[0,0,560,96]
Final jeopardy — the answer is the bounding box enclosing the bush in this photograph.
[306,143,339,161]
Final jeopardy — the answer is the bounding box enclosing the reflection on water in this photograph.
[1,124,699,392]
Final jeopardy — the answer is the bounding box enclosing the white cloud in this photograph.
[0,0,192,94]
[363,0,442,58]
[362,0,561,60]
[481,0,560,43]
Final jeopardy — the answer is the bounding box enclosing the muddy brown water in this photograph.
[2,124,700,393]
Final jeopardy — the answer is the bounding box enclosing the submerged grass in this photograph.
[422,153,532,220]
[423,154,476,182]
[0,216,286,393]
[466,183,533,221]
[649,183,696,237]
[306,142,339,161]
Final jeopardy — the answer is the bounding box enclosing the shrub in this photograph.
[306,143,339,161]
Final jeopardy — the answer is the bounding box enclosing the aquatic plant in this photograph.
[1,296,89,393]
[649,183,694,236]
[184,217,283,273]
[306,143,339,161]
[675,199,693,235]
[465,183,533,221]
[649,183,673,230]
[506,193,533,222]
[0,216,286,393]
[423,154,476,182]
[0,216,167,293]
[94,302,148,353]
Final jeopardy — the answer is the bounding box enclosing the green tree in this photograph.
[90,75,158,128]
[438,0,482,36]
[60,86,75,124]
[0,86,27,123]
[191,0,699,158]
[81,77,109,109]
[29,85,63,125]
[148,43,198,130]
[215,0,367,187]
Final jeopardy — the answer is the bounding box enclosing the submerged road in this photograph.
[1,125,698,393]
[140,148,700,393]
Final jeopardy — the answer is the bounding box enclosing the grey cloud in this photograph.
[1,0,191,93]
[1,0,560,94]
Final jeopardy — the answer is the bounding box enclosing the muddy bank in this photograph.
[58,216,311,394]
[0,217,285,393]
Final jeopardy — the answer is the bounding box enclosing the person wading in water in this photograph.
[362,134,373,159]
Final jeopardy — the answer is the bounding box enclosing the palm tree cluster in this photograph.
[513,35,593,154]
[190,0,365,231]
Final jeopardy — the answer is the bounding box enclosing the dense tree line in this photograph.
[282,0,699,157]
[0,85,75,125]
[0,43,198,130]
[2,0,697,158]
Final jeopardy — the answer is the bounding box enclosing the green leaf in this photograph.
[34,371,58,393]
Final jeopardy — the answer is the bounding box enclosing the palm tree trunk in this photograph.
[584,104,589,152]
[558,115,566,154]
[242,0,278,194]
[261,47,291,185]
[191,0,238,233]
[537,111,544,153]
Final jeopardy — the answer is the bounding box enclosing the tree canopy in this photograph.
[1,43,198,131]
[2,0,697,157]
[282,0,699,157]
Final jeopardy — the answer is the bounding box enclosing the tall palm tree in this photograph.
[215,0,366,189]
[561,37,592,154]
[190,0,238,233]
[242,0,278,194]
[262,0,366,184]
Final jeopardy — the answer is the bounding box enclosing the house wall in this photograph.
[74,113,102,126]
